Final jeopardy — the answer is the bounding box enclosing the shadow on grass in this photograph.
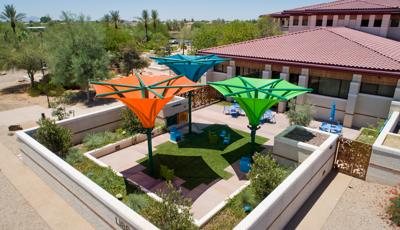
[177,124,244,151]
[139,154,222,190]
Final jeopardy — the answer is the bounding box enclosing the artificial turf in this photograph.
[139,124,267,189]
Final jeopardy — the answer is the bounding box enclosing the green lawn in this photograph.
[139,125,268,189]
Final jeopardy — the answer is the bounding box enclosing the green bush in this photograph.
[82,131,126,151]
[124,193,150,213]
[248,153,288,201]
[141,182,197,230]
[34,118,72,158]
[356,120,384,144]
[387,187,400,226]
[121,108,145,135]
[286,100,313,127]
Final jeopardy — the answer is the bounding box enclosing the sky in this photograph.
[0,0,326,21]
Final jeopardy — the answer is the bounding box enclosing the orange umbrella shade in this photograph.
[91,73,202,128]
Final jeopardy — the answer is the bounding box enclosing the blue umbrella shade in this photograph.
[151,54,230,82]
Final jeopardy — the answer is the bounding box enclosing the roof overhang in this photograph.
[197,51,400,78]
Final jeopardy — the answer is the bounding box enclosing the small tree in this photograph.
[40,15,51,23]
[4,34,45,87]
[248,153,287,202]
[45,14,110,102]
[119,42,149,75]
[34,118,72,158]
[141,182,197,230]
[286,100,313,127]
[121,108,146,135]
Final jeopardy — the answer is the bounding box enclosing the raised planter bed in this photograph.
[273,125,329,166]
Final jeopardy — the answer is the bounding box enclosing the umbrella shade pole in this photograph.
[146,128,154,176]
[188,91,193,134]
[248,125,260,154]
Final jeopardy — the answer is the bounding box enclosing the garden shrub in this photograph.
[34,118,72,158]
[124,193,150,213]
[356,120,385,144]
[82,130,126,151]
[141,182,197,230]
[248,153,288,202]
[121,108,145,135]
[286,100,313,127]
[387,186,400,226]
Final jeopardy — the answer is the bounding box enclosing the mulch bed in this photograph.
[284,127,329,146]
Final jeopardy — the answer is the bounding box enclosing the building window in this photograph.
[316,19,323,27]
[289,74,299,84]
[302,17,309,26]
[293,16,299,26]
[360,83,396,98]
[374,15,383,27]
[374,19,382,27]
[350,15,357,20]
[339,15,346,20]
[214,64,227,73]
[309,76,350,99]
[361,15,370,27]
[391,18,400,27]
[326,19,333,27]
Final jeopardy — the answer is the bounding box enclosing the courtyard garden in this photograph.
[139,124,267,189]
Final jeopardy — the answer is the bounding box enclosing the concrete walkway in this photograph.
[0,102,121,229]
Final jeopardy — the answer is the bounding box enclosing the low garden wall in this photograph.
[367,111,400,186]
[16,106,165,229]
[235,126,338,230]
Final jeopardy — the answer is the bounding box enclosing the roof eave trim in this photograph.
[197,52,400,77]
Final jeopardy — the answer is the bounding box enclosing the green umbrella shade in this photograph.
[208,76,312,126]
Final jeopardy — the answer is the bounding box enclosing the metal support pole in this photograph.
[248,125,260,154]
[146,128,154,176]
[188,91,193,134]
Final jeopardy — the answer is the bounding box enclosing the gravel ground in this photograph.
[0,171,51,230]
[323,178,398,230]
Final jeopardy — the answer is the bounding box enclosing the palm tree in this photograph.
[109,10,120,29]
[140,10,149,41]
[102,13,111,25]
[0,4,25,33]
[151,10,158,32]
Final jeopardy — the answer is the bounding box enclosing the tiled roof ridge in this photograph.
[325,27,400,64]
[306,0,355,10]
[358,0,397,8]
[200,28,325,52]
[286,0,399,12]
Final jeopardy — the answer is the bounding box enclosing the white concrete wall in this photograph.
[388,27,400,41]
[16,130,158,230]
[351,93,392,127]
[234,127,338,230]
[368,111,400,186]
[305,94,346,123]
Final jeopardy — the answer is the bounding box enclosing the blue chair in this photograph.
[220,130,227,138]
[223,133,231,145]
[170,127,182,142]
[230,108,239,118]
[240,157,251,173]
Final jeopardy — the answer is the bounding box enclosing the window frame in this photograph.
[308,76,351,99]
[361,19,370,27]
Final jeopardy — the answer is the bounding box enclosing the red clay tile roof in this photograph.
[264,0,400,16]
[199,27,400,74]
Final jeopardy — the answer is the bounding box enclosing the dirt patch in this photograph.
[323,179,397,230]
[284,127,329,146]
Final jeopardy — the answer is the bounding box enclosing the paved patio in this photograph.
[97,103,361,222]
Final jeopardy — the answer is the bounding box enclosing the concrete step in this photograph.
[187,183,209,201]
[126,172,162,190]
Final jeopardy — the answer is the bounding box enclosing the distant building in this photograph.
[199,26,400,128]
[265,0,400,41]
